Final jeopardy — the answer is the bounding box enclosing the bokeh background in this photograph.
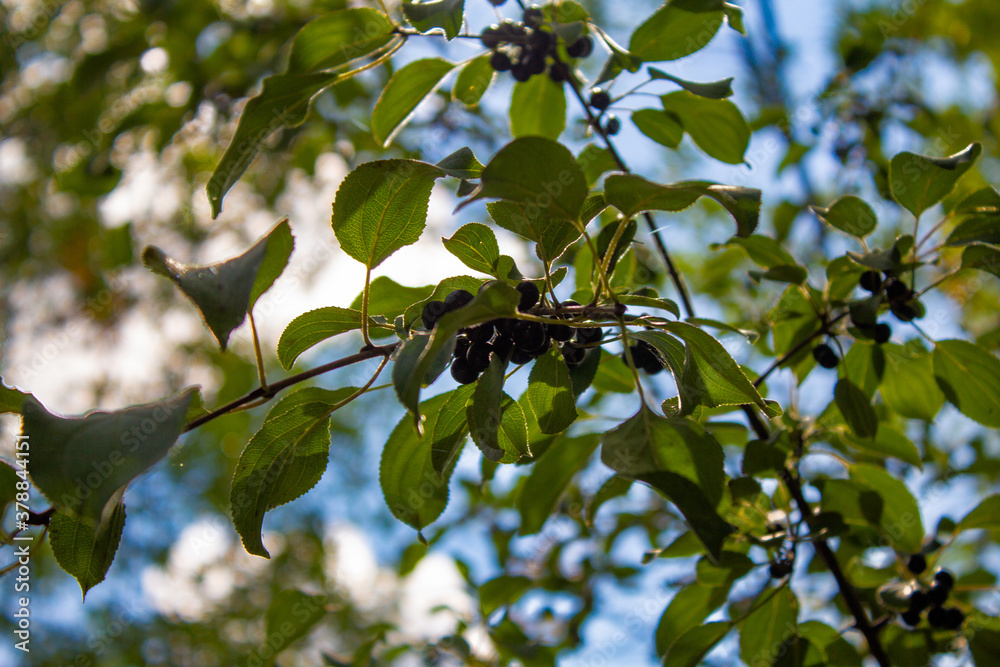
[2,0,999,664]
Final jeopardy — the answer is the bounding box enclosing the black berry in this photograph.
[487,0,507,5]
[511,62,531,82]
[516,281,540,311]
[567,35,593,58]
[933,568,955,590]
[900,609,922,627]
[624,342,662,374]
[907,553,927,575]
[604,114,621,135]
[943,607,965,630]
[528,27,553,52]
[812,343,839,369]
[481,25,504,50]
[769,559,793,579]
[523,6,545,27]
[444,289,474,312]
[859,270,882,293]
[510,347,534,365]
[927,582,950,607]
[907,589,930,613]
[497,20,526,39]
[454,336,470,359]
[561,342,586,367]
[548,60,569,83]
[422,300,446,329]
[547,323,572,342]
[874,322,892,344]
[490,50,512,72]
[513,320,547,353]
[466,343,493,374]
[927,605,948,629]
[589,89,611,111]
[891,301,919,322]
[467,321,495,344]
[492,334,513,361]
[523,52,546,75]
[576,327,603,345]
[885,278,909,302]
[450,357,479,384]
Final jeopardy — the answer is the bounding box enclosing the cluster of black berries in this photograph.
[588,88,620,135]
[482,5,594,83]
[621,340,665,374]
[900,566,965,630]
[423,282,602,386]
[769,556,794,579]
[859,270,921,326]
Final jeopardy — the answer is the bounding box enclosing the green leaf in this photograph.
[232,387,349,557]
[740,588,798,667]
[933,339,1000,427]
[631,108,683,148]
[585,474,632,527]
[879,342,944,420]
[1,377,30,414]
[392,332,456,420]
[810,196,877,238]
[648,67,733,98]
[629,0,725,62]
[207,72,340,218]
[617,294,681,318]
[381,391,462,530]
[287,8,395,74]
[510,73,566,140]
[945,212,1000,246]
[819,465,924,553]
[577,144,619,187]
[430,385,475,473]
[442,223,500,276]
[889,142,982,218]
[435,146,485,178]
[49,502,126,599]
[527,345,578,434]
[480,575,533,616]
[371,58,456,146]
[265,590,327,654]
[604,174,760,237]
[840,341,883,399]
[726,234,801,270]
[834,379,878,439]
[402,0,465,40]
[797,620,863,666]
[644,322,767,413]
[248,219,294,309]
[354,276,435,331]
[396,282,520,423]
[487,201,582,263]
[453,53,494,106]
[461,137,588,222]
[660,91,750,164]
[970,629,1000,666]
[957,494,1000,532]
[961,243,1000,280]
[601,406,732,559]
[331,159,446,270]
[656,581,732,656]
[21,390,194,520]
[277,307,373,369]
[842,426,921,469]
[400,275,484,330]
[467,356,514,462]
[144,221,293,350]
[661,621,731,667]
[518,434,599,535]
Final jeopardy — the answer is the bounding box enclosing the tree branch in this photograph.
[563,72,697,318]
[183,343,397,432]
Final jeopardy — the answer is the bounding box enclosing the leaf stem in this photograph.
[361,266,373,348]
[248,311,268,391]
